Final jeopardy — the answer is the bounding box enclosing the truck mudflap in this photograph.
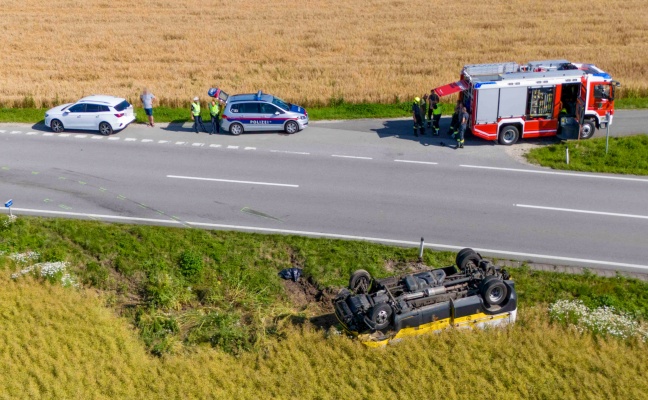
[434,81,469,97]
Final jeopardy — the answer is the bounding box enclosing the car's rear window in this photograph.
[114,100,131,112]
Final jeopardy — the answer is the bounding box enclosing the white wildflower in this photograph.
[8,251,40,263]
[2,214,17,228]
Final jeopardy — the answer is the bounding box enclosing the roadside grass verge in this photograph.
[1,99,645,125]
[2,215,648,356]
[525,134,648,175]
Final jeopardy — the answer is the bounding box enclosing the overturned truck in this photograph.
[333,249,517,346]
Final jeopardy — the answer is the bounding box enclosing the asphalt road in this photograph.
[1,110,647,271]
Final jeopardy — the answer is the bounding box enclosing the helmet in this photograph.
[414,97,420,103]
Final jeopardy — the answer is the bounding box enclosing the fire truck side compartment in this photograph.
[498,87,527,118]
[476,88,500,124]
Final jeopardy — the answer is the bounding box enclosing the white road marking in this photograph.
[394,159,438,165]
[270,150,310,155]
[461,164,648,183]
[108,137,120,141]
[227,145,239,149]
[175,141,186,145]
[141,139,153,143]
[6,207,179,224]
[332,155,373,160]
[26,132,38,135]
[0,130,5,133]
[43,133,53,136]
[209,144,222,148]
[75,134,87,138]
[125,138,137,141]
[244,147,256,150]
[192,143,205,147]
[10,131,21,134]
[4,207,648,270]
[516,204,648,220]
[58,133,70,137]
[91,136,103,140]
[166,175,299,188]
[158,140,169,144]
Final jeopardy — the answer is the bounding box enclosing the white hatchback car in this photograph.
[45,95,136,135]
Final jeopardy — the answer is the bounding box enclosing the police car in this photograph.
[220,91,308,135]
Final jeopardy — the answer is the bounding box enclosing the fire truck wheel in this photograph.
[455,248,476,267]
[369,303,393,331]
[580,120,596,139]
[481,279,509,306]
[349,269,372,294]
[457,252,481,271]
[498,125,519,145]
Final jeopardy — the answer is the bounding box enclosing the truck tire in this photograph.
[369,303,393,331]
[457,252,481,271]
[580,120,596,139]
[498,125,519,145]
[349,269,372,294]
[481,279,509,306]
[455,248,476,267]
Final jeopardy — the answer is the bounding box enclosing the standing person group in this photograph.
[191,96,224,135]
[413,90,443,137]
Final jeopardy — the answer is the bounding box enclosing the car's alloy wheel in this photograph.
[230,123,243,136]
[99,122,113,136]
[51,119,64,133]
[285,120,299,134]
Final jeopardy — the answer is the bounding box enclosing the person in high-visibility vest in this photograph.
[209,98,223,135]
[191,96,207,134]
[430,90,442,136]
[412,97,424,137]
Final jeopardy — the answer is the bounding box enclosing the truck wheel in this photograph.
[457,252,481,271]
[498,125,519,145]
[369,303,393,331]
[580,120,595,139]
[481,279,509,306]
[349,269,372,294]
[455,248,476,267]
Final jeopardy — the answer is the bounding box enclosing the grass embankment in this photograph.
[2,217,648,398]
[526,134,648,175]
[2,97,646,125]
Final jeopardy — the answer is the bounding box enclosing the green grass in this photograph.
[526,134,648,175]
[3,216,648,399]
[0,108,47,124]
[2,215,648,356]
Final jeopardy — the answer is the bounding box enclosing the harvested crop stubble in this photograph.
[1,0,647,108]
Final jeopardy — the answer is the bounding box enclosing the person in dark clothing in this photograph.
[448,100,462,136]
[427,89,439,129]
[209,98,223,135]
[456,105,469,148]
[412,97,425,137]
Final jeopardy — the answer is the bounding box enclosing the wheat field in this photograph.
[1,0,647,108]
[2,275,648,400]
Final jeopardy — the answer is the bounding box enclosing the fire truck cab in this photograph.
[435,60,620,145]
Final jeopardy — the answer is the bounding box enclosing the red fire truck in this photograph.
[434,60,620,145]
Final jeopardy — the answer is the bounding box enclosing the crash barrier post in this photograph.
[5,199,13,217]
[418,237,424,262]
[605,111,611,155]
[566,147,570,165]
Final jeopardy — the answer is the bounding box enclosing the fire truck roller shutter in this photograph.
[476,88,500,124]
[498,87,527,118]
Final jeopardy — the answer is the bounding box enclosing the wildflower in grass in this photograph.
[1,214,17,229]
[8,251,40,263]
[549,299,647,341]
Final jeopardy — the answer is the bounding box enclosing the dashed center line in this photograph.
[10,131,22,134]
[394,159,438,165]
[58,133,70,137]
[332,154,373,160]
[167,175,299,188]
[124,138,137,141]
[270,150,310,155]
[516,204,648,220]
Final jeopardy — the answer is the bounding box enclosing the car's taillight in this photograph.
[222,114,228,120]
[114,113,124,118]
